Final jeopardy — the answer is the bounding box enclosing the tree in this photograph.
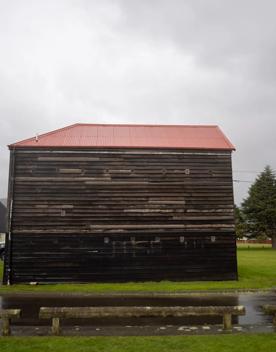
[242,166,276,248]
[234,205,248,239]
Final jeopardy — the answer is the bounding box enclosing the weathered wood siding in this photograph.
[4,148,237,283]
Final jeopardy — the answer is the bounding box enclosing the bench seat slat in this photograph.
[0,309,21,319]
[39,306,245,319]
[263,305,276,314]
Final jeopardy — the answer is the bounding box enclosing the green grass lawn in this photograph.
[237,243,271,249]
[0,335,276,352]
[0,247,276,293]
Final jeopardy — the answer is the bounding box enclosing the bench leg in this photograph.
[223,314,232,330]
[2,318,11,336]
[51,317,60,335]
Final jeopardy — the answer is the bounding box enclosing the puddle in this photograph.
[0,293,276,334]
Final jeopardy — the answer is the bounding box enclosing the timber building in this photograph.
[3,123,237,284]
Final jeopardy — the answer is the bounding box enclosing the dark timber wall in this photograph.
[3,148,237,284]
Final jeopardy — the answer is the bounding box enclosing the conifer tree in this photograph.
[242,166,276,248]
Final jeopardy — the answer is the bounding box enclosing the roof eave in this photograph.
[8,144,235,151]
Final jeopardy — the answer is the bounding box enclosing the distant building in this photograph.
[4,123,237,284]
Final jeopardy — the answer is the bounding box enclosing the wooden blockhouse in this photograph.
[3,123,237,284]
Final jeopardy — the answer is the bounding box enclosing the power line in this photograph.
[233,170,260,173]
[233,179,254,183]
[233,169,276,174]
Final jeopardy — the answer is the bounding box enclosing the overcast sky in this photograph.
[1,0,276,204]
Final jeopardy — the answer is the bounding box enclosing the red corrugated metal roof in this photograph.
[9,123,235,150]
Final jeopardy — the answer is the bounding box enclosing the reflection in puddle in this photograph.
[1,293,276,329]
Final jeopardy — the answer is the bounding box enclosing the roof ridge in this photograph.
[74,123,219,128]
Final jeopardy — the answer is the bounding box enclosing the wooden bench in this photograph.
[39,305,245,335]
[262,305,276,325]
[0,309,21,336]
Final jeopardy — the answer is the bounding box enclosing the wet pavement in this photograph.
[1,292,276,336]
[4,323,276,336]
